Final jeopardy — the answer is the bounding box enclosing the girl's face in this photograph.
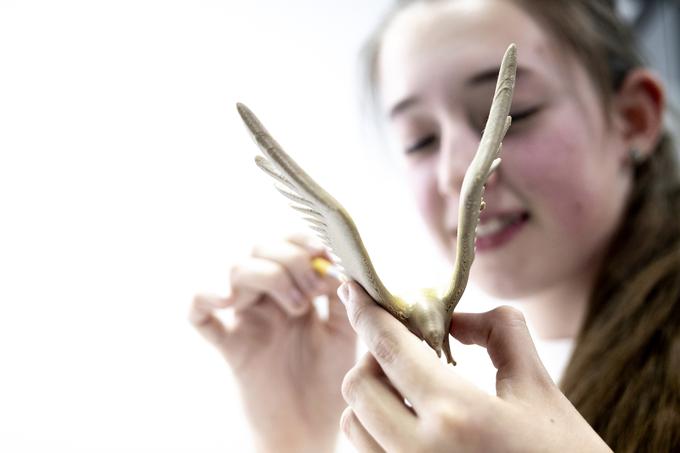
[378,0,633,299]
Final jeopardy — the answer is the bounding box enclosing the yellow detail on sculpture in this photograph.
[311,256,345,280]
[236,43,518,365]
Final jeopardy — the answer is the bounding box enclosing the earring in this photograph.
[629,148,645,165]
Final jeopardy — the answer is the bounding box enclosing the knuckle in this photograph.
[419,399,494,452]
[228,263,242,283]
[347,297,371,330]
[341,368,363,404]
[289,250,311,273]
[187,298,204,326]
[269,268,293,293]
[492,305,526,326]
[191,293,203,308]
[249,243,262,257]
[286,231,319,248]
[284,231,306,243]
[371,331,399,365]
[229,261,259,287]
[424,402,470,437]
[189,294,208,316]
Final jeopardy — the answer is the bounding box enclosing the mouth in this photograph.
[449,210,530,251]
[474,211,530,251]
[476,211,528,236]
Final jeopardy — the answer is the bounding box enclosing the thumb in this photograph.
[450,306,554,400]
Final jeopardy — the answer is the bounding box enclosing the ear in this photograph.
[612,68,665,162]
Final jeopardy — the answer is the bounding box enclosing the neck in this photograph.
[517,267,598,340]
[519,286,587,340]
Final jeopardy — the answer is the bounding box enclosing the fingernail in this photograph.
[337,282,350,304]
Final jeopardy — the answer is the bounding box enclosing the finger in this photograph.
[287,234,343,293]
[285,232,328,257]
[284,234,350,333]
[339,281,448,409]
[189,294,231,348]
[342,353,417,452]
[230,257,309,316]
[450,306,553,399]
[340,407,385,453]
[251,240,325,299]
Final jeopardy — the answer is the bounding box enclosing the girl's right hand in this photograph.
[189,233,357,453]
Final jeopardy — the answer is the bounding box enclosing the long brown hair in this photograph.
[360,1,680,451]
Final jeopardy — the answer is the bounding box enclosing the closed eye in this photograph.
[480,106,541,133]
[510,106,540,122]
[406,134,438,154]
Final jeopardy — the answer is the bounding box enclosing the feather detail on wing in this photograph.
[236,103,411,321]
[441,43,518,313]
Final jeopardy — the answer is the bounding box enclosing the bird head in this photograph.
[408,291,449,358]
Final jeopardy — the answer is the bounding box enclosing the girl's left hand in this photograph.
[337,281,612,453]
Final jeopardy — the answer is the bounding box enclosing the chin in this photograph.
[438,233,549,300]
[470,267,539,301]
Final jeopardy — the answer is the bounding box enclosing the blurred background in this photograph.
[0,1,676,452]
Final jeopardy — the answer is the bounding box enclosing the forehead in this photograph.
[378,0,567,111]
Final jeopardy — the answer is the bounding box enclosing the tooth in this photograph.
[476,215,520,237]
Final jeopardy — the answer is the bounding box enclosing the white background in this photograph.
[5,0,675,452]
[0,1,495,451]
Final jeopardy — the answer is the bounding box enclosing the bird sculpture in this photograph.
[236,43,517,365]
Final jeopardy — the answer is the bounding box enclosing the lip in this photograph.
[449,210,530,252]
[475,211,530,251]
[449,209,526,233]
[479,210,517,224]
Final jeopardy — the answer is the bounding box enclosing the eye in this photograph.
[405,134,438,154]
[509,106,540,123]
[479,106,541,133]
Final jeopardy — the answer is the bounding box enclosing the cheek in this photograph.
[505,115,632,296]
[407,162,439,221]
[406,161,448,240]
[508,123,603,234]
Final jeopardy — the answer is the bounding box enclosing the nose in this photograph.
[436,124,483,195]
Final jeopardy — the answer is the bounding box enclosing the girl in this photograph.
[190,1,680,451]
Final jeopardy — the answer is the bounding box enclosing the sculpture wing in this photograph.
[236,103,411,322]
[441,43,518,313]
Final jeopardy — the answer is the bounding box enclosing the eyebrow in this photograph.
[388,96,420,120]
[388,66,529,120]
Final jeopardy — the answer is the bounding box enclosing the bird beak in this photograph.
[424,331,443,358]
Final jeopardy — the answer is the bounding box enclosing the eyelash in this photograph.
[405,106,541,155]
[510,106,540,123]
[405,135,438,154]
[481,106,540,132]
